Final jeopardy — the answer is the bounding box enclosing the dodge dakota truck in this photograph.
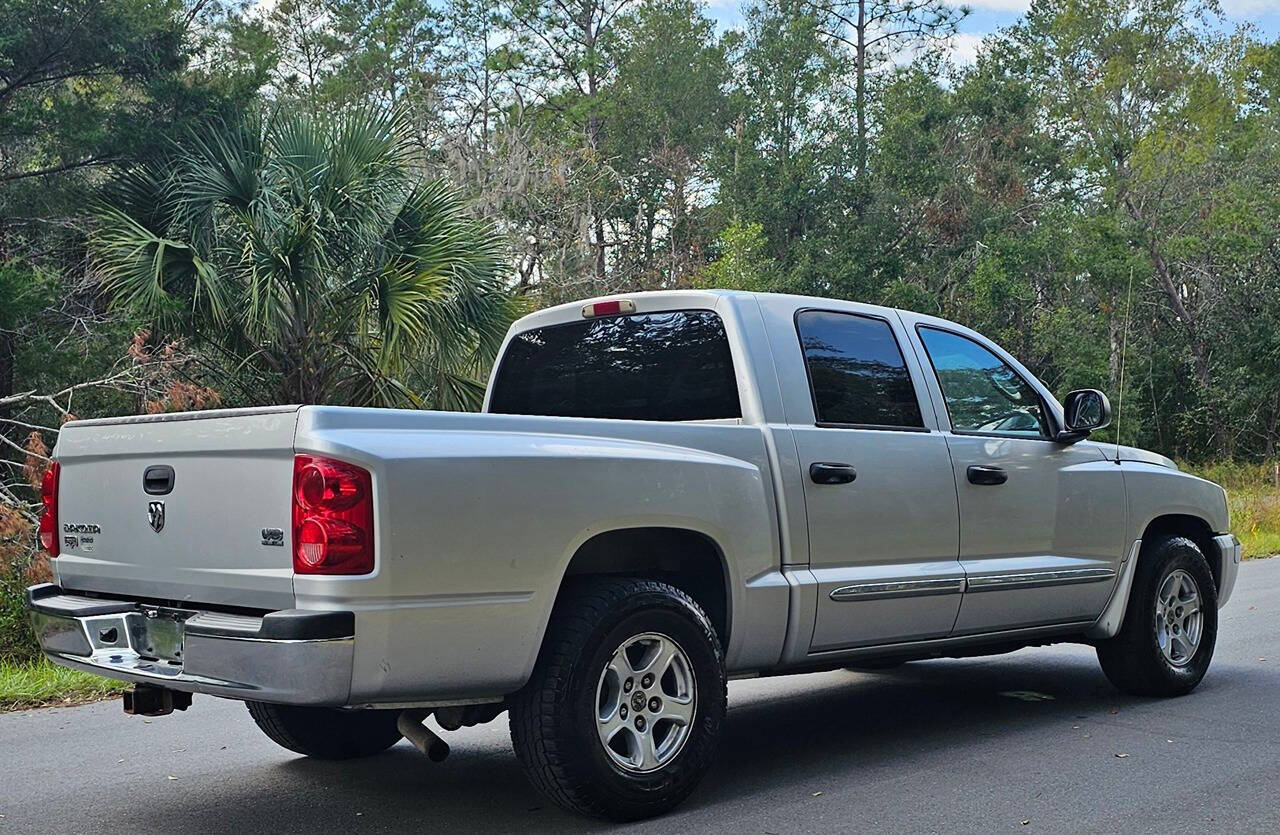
[27,290,1240,820]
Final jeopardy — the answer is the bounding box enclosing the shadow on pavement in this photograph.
[99,647,1252,833]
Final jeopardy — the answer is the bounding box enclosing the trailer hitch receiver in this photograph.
[123,685,192,716]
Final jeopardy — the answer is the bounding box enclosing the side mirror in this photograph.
[1057,389,1112,443]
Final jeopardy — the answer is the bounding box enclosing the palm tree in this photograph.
[92,107,522,410]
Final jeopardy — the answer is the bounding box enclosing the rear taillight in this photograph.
[39,461,60,557]
[292,455,374,575]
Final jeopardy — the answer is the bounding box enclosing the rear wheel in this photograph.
[509,577,726,821]
[246,702,402,759]
[1096,535,1218,697]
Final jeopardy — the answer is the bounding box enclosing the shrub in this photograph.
[0,510,44,663]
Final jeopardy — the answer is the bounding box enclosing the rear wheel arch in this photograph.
[559,527,732,651]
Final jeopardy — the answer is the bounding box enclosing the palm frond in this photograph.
[93,207,228,325]
[181,115,264,210]
[93,104,522,409]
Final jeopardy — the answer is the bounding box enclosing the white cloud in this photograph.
[947,32,987,65]
[957,0,1274,16]
[884,29,989,69]
[953,0,1032,11]
[1220,0,1279,15]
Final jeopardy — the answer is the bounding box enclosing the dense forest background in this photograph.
[2,0,1280,608]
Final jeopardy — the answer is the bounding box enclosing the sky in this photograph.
[703,0,1280,64]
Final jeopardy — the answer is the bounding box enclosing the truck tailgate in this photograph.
[52,406,301,610]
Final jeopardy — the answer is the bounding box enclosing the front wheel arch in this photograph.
[1139,513,1220,592]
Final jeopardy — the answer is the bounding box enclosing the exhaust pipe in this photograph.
[123,685,192,717]
[397,709,449,762]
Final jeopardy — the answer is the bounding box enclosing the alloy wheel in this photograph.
[594,632,696,773]
[1155,568,1203,667]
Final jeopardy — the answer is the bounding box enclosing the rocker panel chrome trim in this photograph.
[966,567,1116,592]
[829,577,965,602]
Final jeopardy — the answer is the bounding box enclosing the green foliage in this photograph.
[602,0,731,283]
[716,0,856,272]
[0,659,128,710]
[697,221,781,292]
[0,0,267,233]
[1184,461,1280,559]
[0,572,37,664]
[2,0,1280,468]
[94,107,522,409]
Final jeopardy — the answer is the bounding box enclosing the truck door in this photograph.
[908,321,1127,633]
[775,307,965,652]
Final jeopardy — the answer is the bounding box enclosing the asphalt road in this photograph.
[5,558,1280,835]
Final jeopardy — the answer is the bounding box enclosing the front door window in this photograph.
[917,327,1049,438]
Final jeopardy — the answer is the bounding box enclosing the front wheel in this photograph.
[509,577,727,821]
[1096,535,1218,697]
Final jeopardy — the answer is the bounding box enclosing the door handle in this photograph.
[966,464,1007,486]
[809,462,857,485]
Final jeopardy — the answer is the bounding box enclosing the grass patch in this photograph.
[1186,460,1280,560]
[0,658,127,712]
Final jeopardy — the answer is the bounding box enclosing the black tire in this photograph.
[846,659,908,671]
[246,702,403,759]
[509,577,727,821]
[1096,535,1218,697]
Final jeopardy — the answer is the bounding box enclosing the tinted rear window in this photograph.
[796,310,924,429]
[488,310,741,421]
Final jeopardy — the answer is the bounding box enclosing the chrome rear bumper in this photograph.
[26,584,353,705]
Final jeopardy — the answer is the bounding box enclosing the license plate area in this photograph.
[131,608,189,663]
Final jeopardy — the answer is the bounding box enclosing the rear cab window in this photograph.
[488,309,741,421]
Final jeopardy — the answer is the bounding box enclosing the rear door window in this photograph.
[488,310,741,421]
[796,310,925,429]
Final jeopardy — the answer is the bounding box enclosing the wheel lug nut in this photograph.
[648,697,661,712]
[623,678,633,693]
[634,716,646,731]
[641,673,654,688]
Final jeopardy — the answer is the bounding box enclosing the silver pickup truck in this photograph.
[28,290,1240,820]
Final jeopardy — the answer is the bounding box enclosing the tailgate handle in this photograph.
[143,465,175,495]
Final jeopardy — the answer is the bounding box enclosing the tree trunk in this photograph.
[0,330,13,432]
[855,0,867,182]
[671,175,687,283]
[1119,194,1221,452]
[1133,228,1221,453]
[587,104,606,282]
[1107,302,1122,392]
[584,10,607,285]
[1265,390,1278,459]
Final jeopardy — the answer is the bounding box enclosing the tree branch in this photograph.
[0,155,112,183]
